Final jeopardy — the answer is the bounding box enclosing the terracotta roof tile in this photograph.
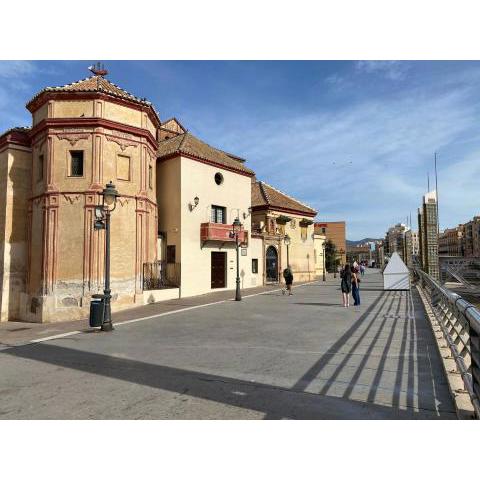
[157,133,255,176]
[27,74,156,111]
[251,181,317,216]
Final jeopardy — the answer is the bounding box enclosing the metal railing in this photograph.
[143,261,181,290]
[413,267,480,417]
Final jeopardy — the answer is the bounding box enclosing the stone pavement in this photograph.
[0,270,456,419]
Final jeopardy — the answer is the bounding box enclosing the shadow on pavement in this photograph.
[2,341,453,420]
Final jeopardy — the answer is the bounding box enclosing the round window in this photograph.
[214,172,224,185]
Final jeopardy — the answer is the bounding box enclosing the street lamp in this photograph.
[284,234,291,267]
[100,181,119,331]
[322,239,326,282]
[231,217,242,301]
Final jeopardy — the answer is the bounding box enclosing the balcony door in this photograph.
[211,251,226,288]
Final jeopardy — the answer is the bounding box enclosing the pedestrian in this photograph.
[340,263,352,307]
[360,264,365,276]
[351,265,361,306]
[282,267,294,295]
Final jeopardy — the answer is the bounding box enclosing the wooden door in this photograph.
[211,252,226,288]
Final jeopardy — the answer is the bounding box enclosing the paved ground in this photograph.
[0,270,456,419]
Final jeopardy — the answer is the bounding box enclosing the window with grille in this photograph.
[38,154,44,181]
[69,151,84,177]
[211,205,226,224]
[252,258,258,274]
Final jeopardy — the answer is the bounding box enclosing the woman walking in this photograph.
[340,263,352,307]
[351,265,361,306]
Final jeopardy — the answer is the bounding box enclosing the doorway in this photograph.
[211,251,227,288]
[266,246,279,283]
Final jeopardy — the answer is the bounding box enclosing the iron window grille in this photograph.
[70,151,84,177]
[211,205,226,224]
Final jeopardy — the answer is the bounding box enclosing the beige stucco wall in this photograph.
[250,236,264,287]
[0,145,32,321]
[156,157,182,262]
[53,100,94,118]
[180,157,254,297]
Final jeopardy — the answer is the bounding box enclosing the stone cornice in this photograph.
[29,117,158,151]
[26,91,161,129]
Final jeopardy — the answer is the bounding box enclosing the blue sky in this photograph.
[1,60,479,240]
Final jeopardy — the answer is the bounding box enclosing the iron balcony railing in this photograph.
[143,261,181,290]
[413,267,480,418]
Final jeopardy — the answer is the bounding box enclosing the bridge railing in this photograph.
[412,267,480,418]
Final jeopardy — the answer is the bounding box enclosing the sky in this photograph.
[1,60,479,240]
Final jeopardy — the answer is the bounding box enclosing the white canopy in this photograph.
[383,252,410,290]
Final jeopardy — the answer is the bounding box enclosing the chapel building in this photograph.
[0,67,317,323]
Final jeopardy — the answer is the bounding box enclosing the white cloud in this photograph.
[195,72,479,238]
[355,60,410,80]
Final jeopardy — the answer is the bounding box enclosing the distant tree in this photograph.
[325,239,338,273]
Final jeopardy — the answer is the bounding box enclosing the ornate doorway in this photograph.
[266,246,279,283]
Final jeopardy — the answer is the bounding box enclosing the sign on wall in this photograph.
[241,248,247,256]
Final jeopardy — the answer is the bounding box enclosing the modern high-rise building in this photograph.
[418,190,439,279]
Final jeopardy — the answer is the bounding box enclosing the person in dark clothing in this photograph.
[340,263,352,307]
[282,267,294,295]
[351,265,361,306]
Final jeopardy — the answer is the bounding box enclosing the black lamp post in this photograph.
[99,181,119,331]
[284,234,291,267]
[231,217,242,301]
[322,239,326,282]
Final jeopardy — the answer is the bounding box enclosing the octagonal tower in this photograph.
[21,67,160,321]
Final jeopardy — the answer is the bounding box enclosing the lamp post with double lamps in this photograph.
[284,234,291,267]
[95,181,119,332]
[230,217,242,301]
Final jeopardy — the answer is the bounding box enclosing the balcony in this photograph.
[200,222,248,247]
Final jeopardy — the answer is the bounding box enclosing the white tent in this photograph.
[383,252,410,290]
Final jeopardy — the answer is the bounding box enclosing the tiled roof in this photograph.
[27,74,155,109]
[157,132,255,176]
[0,126,31,137]
[251,180,317,216]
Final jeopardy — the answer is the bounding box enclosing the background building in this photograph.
[418,190,439,280]
[385,223,408,262]
[439,225,464,257]
[463,216,480,257]
[314,221,346,265]
[346,245,371,265]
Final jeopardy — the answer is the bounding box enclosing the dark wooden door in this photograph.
[211,252,226,288]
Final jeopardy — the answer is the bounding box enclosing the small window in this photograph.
[149,165,153,189]
[38,154,44,181]
[214,172,224,185]
[211,205,226,224]
[69,151,84,177]
[252,258,258,274]
[166,245,176,264]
